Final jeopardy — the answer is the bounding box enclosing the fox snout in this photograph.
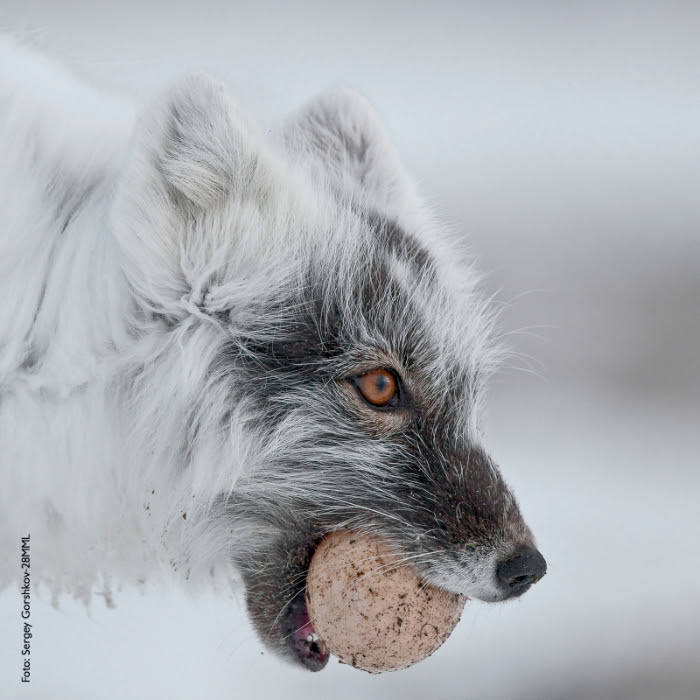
[496,546,547,598]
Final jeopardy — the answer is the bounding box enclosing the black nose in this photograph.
[496,546,547,597]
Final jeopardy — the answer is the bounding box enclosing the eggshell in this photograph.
[305,530,466,673]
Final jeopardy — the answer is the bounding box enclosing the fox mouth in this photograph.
[275,535,330,671]
[282,584,329,671]
[247,521,546,671]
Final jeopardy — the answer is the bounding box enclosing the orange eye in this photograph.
[354,368,398,407]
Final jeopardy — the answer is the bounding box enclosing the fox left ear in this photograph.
[112,74,278,312]
[284,88,417,217]
[122,74,266,209]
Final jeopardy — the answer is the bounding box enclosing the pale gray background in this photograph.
[1,2,698,699]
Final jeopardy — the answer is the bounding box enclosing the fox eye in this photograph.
[352,368,399,407]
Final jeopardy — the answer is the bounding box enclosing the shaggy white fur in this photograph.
[0,35,503,613]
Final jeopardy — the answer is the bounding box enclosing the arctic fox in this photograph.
[0,36,545,669]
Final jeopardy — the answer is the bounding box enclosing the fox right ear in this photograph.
[284,88,418,218]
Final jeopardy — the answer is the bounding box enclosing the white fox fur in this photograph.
[0,33,511,629]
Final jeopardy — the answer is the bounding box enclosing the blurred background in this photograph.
[1,1,698,698]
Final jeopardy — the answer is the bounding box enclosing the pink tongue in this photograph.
[296,618,316,641]
[291,595,328,670]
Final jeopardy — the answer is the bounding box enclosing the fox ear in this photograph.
[284,88,417,216]
[120,74,263,209]
[112,75,275,313]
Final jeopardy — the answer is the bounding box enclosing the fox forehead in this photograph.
[217,203,498,446]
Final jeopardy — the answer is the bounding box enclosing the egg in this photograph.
[305,530,466,673]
